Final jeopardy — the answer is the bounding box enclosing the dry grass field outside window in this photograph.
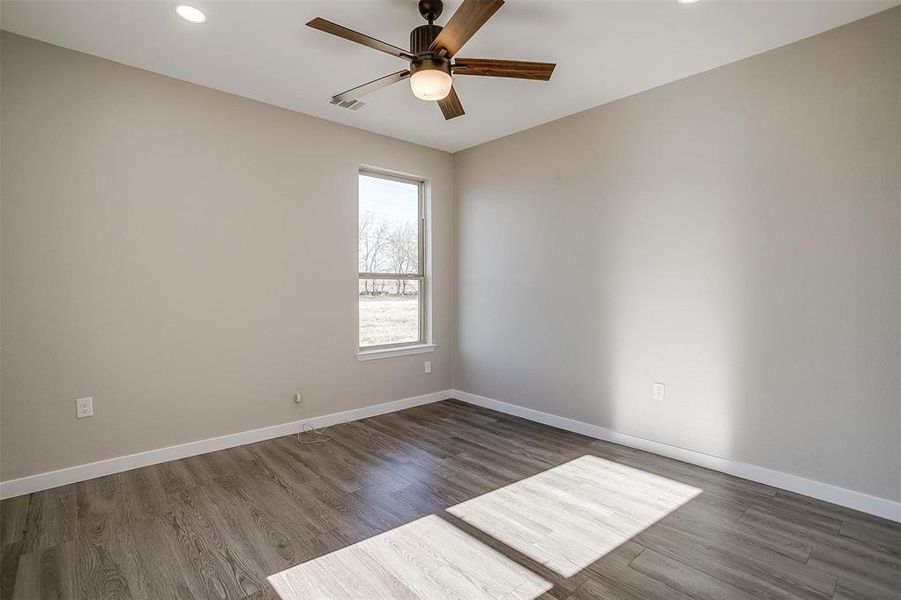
[359,286,420,347]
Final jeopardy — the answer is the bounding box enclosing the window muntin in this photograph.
[358,171,425,350]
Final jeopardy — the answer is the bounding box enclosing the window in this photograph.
[358,170,430,355]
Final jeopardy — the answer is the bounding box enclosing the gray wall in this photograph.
[0,33,454,480]
[454,8,900,501]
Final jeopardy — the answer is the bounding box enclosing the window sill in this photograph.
[356,343,437,361]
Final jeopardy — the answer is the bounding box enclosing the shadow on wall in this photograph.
[602,10,898,500]
[597,54,899,497]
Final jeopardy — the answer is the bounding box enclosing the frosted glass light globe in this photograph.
[410,69,453,101]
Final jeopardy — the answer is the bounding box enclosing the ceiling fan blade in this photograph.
[331,70,411,104]
[437,86,465,120]
[429,0,505,58]
[307,17,413,60]
[453,58,556,81]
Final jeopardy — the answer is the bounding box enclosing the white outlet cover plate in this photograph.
[653,383,666,402]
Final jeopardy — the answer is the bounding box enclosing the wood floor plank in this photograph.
[116,497,198,599]
[12,541,75,600]
[161,497,259,599]
[0,541,25,599]
[20,487,76,554]
[832,576,901,600]
[73,475,134,600]
[0,496,29,546]
[773,489,900,532]
[839,516,901,558]
[741,504,901,595]
[227,453,336,538]
[586,540,694,600]
[204,474,316,574]
[564,576,655,600]
[655,500,814,563]
[807,539,901,596]
[635,520,836,599]
[629,547,759,600]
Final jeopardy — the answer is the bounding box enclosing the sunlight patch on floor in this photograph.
[448,454,702,577]
[268,515,551,599]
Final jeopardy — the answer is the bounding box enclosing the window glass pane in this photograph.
[359,174,419,274]
[359,279,420,347]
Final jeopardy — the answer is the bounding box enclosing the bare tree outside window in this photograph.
[358,172,424,348]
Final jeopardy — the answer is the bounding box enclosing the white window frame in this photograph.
[357,168,435,360]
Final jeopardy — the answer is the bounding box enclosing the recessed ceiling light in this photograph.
[175,5,206,24]
[678,0,701,4]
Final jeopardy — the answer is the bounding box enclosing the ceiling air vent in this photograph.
[330,98,365,110]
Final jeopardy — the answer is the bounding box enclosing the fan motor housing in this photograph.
[410,24,443,55]
[409,56,451,78]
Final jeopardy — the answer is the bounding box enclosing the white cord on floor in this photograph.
[296,420,351,444]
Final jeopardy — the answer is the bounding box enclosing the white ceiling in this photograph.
[2,0,896,152]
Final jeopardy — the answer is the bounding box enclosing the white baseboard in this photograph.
[0,389,452,500]
[7,387,898,523]
[451,389,901,523]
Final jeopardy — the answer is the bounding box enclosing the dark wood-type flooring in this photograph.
[1,400,899,599]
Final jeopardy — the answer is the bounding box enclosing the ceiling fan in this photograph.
[306,0,556,120]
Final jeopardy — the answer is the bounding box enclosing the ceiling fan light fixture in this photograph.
[410,59,453,101]
[307,0,554,120]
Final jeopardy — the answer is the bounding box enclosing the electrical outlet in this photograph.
[76,397,94,419]
[424,361,432,374]
[294,393,303,404]
[652,383,666,402]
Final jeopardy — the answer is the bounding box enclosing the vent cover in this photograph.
[330,98,366,110]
